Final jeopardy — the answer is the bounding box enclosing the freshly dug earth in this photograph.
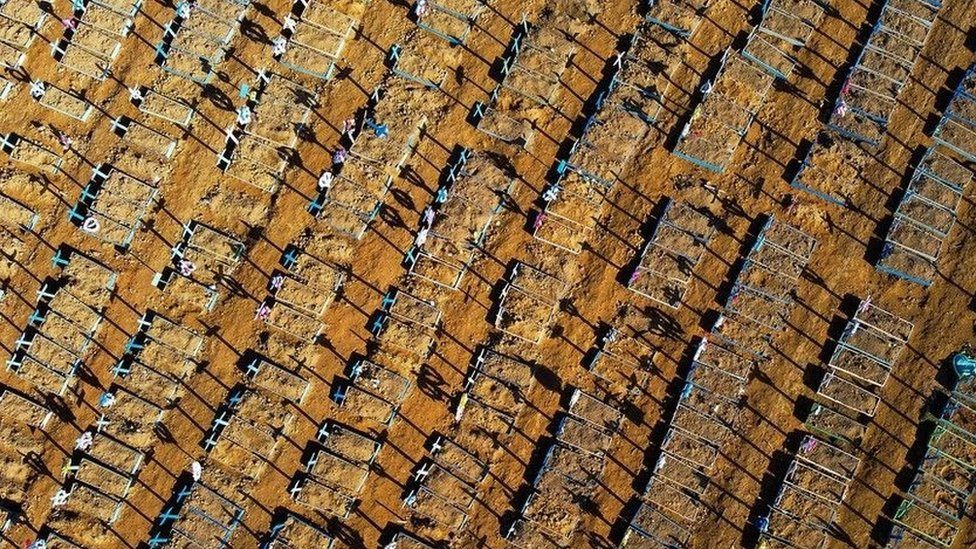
[1,0,975,548]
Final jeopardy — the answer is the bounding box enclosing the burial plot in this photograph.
[305,447,370,497]
[150,478,245,547]
[317,422,382,467]
[456,389,517,438]
[628,199,714,308]
[660,425,719,470]
[387,531,440,549]
[414,0,484,45]
[828,299,912,387]
[137,85,195,127]
[157,0,250,83]
[96,385,166,448]
[653,450,710,496]
[710,311,773,358]
[1,134,62,173]
[533,166,607,254]
[805,402,866,448]
[278,0,358,81]
[555,414,613,456]
[462,367,525,421]
[281,244,347,295]
[534,440,606,491]
[403,485,470,530]
[58,482,126,524]
[112,116,178,160]
[53,15,123,80]
[70,164,158,249]
[388,42,449,89]
[262,512,335,548]
[567,388,623,433]
[472,97,534,148]
[621,499,691,548]
[0,388,53,429]
[673,51,773,173]
[761,507,829,549]
[816,372,881,418]
[42,533,88,549]
[514,496,583,547]
[494,261,568,344]
[289,475,356,519]
[878,138,973,287]
[641,474,705,527]
[371,288,442,356]
[405,151,515,289]
[791,131,870,205]
[244,355,311,404]
[429,434,489,485]
[646,0,708,38]
[409,463,480,543]
[828,0,940,145]
[743,0,825,80]
[332,359,412,426]
[37,84,94,121]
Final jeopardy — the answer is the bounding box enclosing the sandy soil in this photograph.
[1,0,975,548]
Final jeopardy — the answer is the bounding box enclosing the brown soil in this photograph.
[2,0,976,548]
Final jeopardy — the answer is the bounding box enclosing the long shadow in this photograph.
[870,376,949,546]
[740,429,805,547]
[714,215,768,310]
[616,197,671,286]
[814,294,860,365]
[861,143,928,266]
[815,0,891,128]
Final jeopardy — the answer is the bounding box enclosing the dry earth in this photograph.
[0,0,975,547]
